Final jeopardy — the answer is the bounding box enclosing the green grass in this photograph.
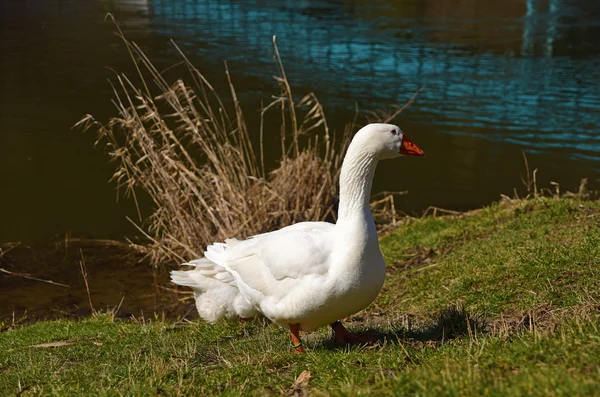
[378,198,600,318]
[1,197,599,396]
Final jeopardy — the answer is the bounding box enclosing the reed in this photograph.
[76,30,356,265]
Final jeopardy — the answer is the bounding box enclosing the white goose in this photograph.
[171,123,424,352]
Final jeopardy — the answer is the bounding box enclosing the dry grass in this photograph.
[76,18,419,266]
[504,152,596,202]
[76,27,360,266]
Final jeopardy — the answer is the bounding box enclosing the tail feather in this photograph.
[170,257,259,323]
[170,270,202,288]
[186,258,217,268]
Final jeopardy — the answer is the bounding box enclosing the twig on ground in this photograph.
[422,206,463,217]
[0,268,69,288]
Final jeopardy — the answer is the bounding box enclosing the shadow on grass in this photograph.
[315,305,488,351]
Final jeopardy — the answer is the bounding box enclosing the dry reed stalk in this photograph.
[0,268,69,288]
[0,242,19,259]
[78,249,95,314]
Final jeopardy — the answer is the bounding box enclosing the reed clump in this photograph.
[76,31,356,265]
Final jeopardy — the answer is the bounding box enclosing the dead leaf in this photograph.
[30,340,76,348]
[93,341,103,346]
[290,370,311,396]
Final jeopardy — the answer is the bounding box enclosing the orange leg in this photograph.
[330,321,380,344]
[289,323,305,353]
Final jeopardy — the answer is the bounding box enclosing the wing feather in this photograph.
[203,222,335,302]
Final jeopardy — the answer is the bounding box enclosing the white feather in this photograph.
[171,123,420,331]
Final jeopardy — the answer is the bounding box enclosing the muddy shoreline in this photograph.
[0,238,196,325]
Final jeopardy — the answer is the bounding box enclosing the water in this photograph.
[1,0,600,244]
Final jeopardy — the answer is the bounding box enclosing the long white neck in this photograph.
[337,144,379,223]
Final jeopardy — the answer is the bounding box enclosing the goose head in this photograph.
[352,123,424,160]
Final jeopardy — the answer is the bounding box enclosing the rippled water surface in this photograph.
[1,0,599,242]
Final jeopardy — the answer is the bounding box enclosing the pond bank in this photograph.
[0,238,194,326]
[1,196,599,395]
[1,195,598,326]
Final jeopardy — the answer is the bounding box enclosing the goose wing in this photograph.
[203,222,335,302]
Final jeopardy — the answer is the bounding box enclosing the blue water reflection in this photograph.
[143,0,600,161]
[1,0,599,242]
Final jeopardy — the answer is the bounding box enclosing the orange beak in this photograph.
[400,135,424,156]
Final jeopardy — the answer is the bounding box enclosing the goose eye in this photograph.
[390,129,397,135]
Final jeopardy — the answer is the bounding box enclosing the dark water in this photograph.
[0,239,188,323]
[1,0,600,243]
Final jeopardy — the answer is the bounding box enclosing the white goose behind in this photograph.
[171,123,424,352]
